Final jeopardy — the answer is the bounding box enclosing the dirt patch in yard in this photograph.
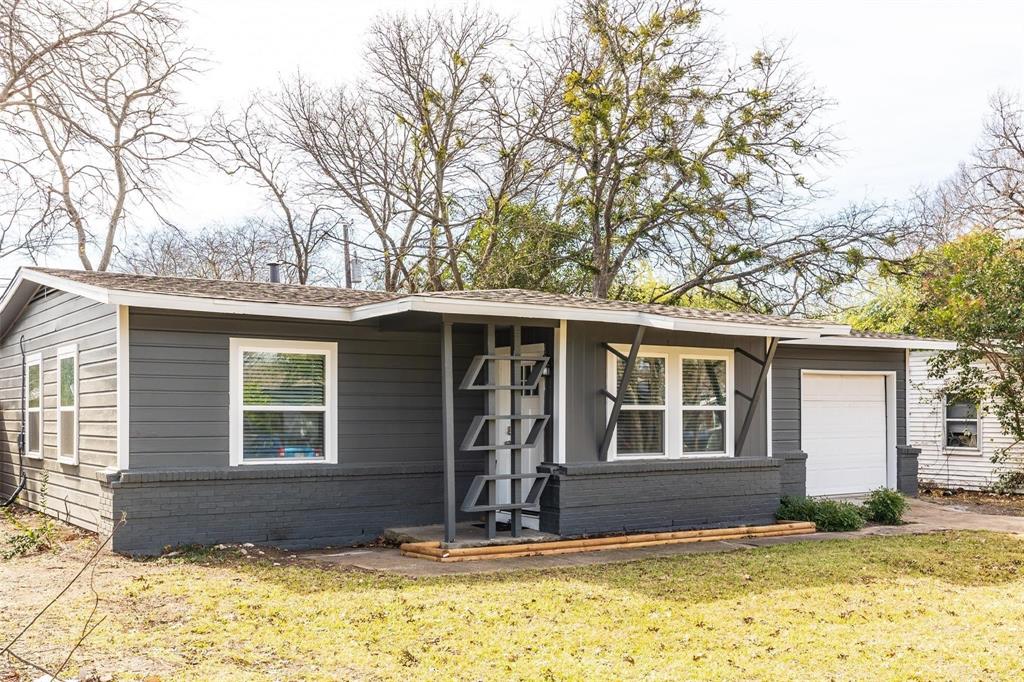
[919,486,1024,517]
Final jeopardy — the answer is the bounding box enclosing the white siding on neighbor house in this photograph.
[910,350,1024,490]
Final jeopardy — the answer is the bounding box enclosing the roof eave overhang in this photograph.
[350,296,842,340]
[3,268,849,341]
[781,336,957,350]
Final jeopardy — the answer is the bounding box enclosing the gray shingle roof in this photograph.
[22,267,841,331]
[27,267,399,307]
[420,288,833,329]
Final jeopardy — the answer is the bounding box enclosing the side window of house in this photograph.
[681,358,728,455]
[945,396,979,449]
[57,345,79,464]
[615,356,667,456]
[25,354,42,457]
[231,340,338,465]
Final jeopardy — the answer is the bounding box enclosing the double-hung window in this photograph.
[607,346,734,459]
[944,396,980,450]
[24,353,42,458]
[230,339,338,465]
[57,344,79,464]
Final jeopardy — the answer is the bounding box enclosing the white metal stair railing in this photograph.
[457,326,551,539]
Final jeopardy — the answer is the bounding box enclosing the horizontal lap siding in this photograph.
[565,321,769,463]
[772,346,906,455]
[128,309,483,468]
[910,351,1023,490]
[0,289,118,531]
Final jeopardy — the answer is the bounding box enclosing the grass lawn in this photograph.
[3,513,1024,680]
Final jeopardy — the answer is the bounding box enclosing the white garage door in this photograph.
[803,373,889,496]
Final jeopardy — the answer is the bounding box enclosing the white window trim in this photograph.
[229,338,338,466]
[24,352,42,459]
[943,395,982,455]
[56,344,79,465]
[606,345,735,460]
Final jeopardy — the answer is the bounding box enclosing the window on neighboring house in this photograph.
[615,355,667,456]
[57,345,78,464]
[230,339,337,465]
[608,346,734,459]
[25,353,42,458]
[945,396,979,450]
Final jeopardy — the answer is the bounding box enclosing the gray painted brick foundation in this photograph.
[537,457,784,536]
[897,445,920,497]
[778,451,808,497]
[100,463,482,555]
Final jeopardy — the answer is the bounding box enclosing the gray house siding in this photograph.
[0,288,118,531]
[771,345,907,456]
[102,308,489,553]
[564,321,769,463]
[128,308,483,469]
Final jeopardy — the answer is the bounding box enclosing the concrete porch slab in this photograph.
[383,521,559,549]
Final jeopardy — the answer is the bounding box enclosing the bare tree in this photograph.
[115,219,321,283]
[918,91,1024,241]
[0,0,200,270]
[205,98,345,284]
[278,6,560,292]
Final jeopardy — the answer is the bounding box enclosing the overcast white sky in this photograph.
[23,0,1024,268]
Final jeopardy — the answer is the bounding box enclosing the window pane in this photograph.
[28,412,40,452]
[682,359,727,407]
[617,357,665,405]
[683,410,726,454]
[60,411,75,456]
[946,399,977,420]
[60,356,75,407]
[243,352,325,406]
[28,365,40,409]
[616,410,664,455]
[946,420,978,448]
[243,411,325,460]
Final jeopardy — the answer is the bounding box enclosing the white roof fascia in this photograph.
[782,336,956,350]
[103,289,353,322]
[351,295,833,339]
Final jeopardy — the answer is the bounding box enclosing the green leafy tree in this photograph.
[542,0,907,301]
[914,230,1024,489]
[461,204,589,292]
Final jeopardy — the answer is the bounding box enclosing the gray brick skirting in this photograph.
[896,445,920,496]
[100,463,482,555]
[537,457,785,537]
[777,450,808,498]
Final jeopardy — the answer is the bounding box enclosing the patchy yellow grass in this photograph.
[4,527,1024,680]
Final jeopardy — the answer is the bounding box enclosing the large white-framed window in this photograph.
[606,345,734,460]
[229,338,338,466]
[56,344,79,465]
[944,395,980,452]
[24,353,42,459]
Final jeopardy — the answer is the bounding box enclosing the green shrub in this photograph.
[862,487,908,525]
[777,495,865,532]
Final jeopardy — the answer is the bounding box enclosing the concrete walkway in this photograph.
[298,499,1024,578]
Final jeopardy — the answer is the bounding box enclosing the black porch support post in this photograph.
[511,324,523,537]
[599,325,645,460]
[735,336,779,456]
[485,323,497,539]
[441,320,457,543]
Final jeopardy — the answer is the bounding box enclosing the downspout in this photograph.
[1,336,28,507]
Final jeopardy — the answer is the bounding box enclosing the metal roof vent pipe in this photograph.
[268,262,282,283]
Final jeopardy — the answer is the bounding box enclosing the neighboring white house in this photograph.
[910,350,1024,491]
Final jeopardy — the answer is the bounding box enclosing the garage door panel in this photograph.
[803,373,888,496]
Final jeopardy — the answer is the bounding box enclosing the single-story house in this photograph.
[910,349,1024,491]
[0,268,945,554]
